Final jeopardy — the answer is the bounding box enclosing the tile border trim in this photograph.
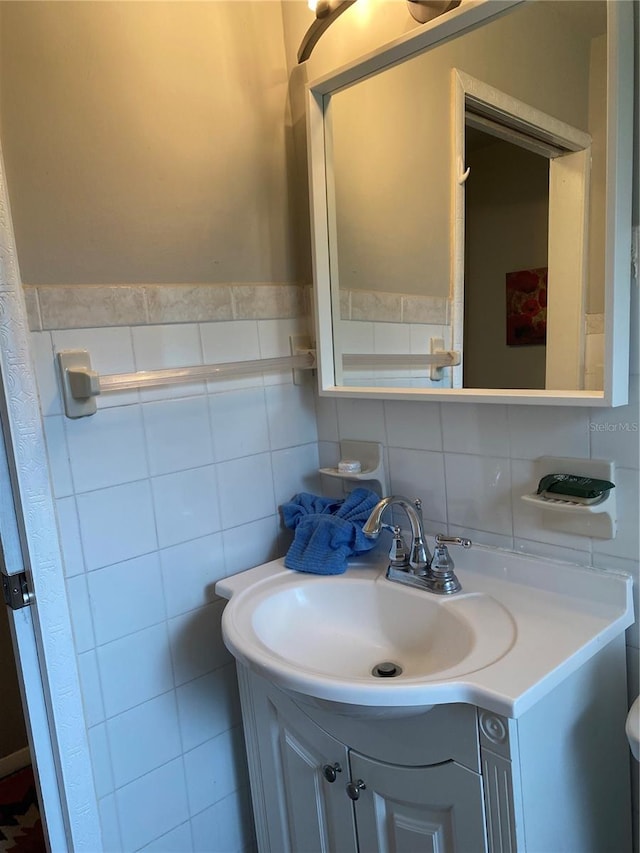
[24,283,311,331]
[341,287,450,325]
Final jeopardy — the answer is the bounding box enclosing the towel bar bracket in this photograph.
[57,350,99,419]
[290,335,316,386]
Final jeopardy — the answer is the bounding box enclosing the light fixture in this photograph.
[297,0,357,63]
[406,0,460,24]
[296,0,461,64]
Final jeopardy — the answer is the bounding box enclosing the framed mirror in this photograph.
[307,0,633,405]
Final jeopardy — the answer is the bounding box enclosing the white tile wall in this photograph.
[176,664,241,753]
[107,692,183,788]
[115,758,190,851]
[209,387,270,461]
[588,381,640,469]
[88,723,114,799]
[272,443,321,507]
[54,496,85,577]
[168,600,231,687]
[77,650,106,728]
[66,574,95,653]
[32,318,319,851]
[143,397,214,476]
[221,515,283,575]
[441,404,510,457]
[387,447,447,526]
[30,332,63,416]
[159,534,226,618]
[97,794,122,852]
[66,405,149,492]
[445,453,513,535]
[77,481,158,570]
[336,398,387,443]
[216,453,275,529]
[507,405,591,460]
[323,370,640,666]
[384,400,442,452]
[201,320,263,394]
[87,554,166,646]
[96,622,175,718]
[42,415,73,496]
[183,727,245,816]
[32,307,639,852]
[139,822,193,853]
[190,788,254,853]
[133,324,205,402]
[151,465,222,549]
[265,382,318,450]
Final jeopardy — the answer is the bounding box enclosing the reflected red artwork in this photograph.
[506,267,547,346]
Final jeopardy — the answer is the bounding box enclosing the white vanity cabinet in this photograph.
[242,668,356,853]
[218,551,633,851]
[348,753,486,852]
[238,666,487,853]
[235,633,632,853]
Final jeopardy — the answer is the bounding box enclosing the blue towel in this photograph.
[281,488,380,575]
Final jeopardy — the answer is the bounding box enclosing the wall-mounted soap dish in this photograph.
[319,440,389,496]
[521,492,614,514]
[521,456,616,539]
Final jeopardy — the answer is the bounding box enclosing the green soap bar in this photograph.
[536,473,615,500]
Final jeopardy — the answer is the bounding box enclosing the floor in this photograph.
[0,766,45,853]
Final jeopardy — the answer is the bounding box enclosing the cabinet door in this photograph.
[349,752,487,853]
[245,673,357,853]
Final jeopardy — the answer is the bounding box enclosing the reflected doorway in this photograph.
[463,130,549,389]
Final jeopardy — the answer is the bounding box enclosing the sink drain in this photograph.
[372,661,403,678]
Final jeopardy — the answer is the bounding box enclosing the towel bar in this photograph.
[56,347,316,418]
[342,352,459,368]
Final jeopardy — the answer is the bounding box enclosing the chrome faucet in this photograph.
[363,495,431,572]
[363,495,471,594]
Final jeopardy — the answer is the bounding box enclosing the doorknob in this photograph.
[322,762,342,783]
[346,779,366,800]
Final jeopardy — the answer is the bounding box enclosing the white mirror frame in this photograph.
[307,0,633,406]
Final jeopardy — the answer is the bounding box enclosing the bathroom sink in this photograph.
[219,561,515,715]
[217,547,634,719]
[246,573,514,680]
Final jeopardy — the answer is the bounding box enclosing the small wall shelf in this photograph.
[521,456,616,539]
[319,440,389,496]
[521,493,614,515]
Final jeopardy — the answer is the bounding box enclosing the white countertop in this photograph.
[216,544,633,719]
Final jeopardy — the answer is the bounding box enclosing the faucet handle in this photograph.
[428,534,468,594]
[435,534,472,549]
[387,525,409,567]
[432,534,471,574]
[432,542,453,570]
[409,537,430,574]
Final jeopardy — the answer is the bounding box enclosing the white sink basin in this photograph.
[246,573,514,682]
[217,547,633,719]
[223,569,515,717]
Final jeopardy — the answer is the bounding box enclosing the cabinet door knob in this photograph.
[322,762,342,783]
[346,779,366,800]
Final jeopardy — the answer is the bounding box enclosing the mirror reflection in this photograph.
[327,1,607,391]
